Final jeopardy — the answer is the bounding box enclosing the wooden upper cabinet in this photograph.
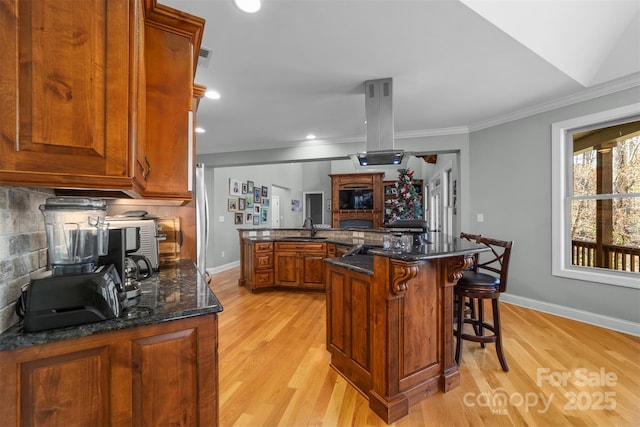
[0,0,134,190]
[0,0,205,200]
[139,0,205,200]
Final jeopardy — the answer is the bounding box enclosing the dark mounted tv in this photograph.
[339,189,373,209]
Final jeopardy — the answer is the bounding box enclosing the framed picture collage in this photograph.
[228,179,270,226]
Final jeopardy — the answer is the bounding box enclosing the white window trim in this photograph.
[551,103,640,289]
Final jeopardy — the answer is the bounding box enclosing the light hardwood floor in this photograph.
[210,267,640,426]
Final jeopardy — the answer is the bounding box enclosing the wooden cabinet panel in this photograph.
[327,255,466,423]
[327,243,337,258]
[274,242,327,290]
[0,0,205,200]
[20,346,111,427]
[254,271,274,286]
[350,276,370,369]
[301,253,326,289]
[325,265,372,394]
[132,329,198,427]
[242,241,274,290]
[255,242,273,252]
[0,0,133,189]
[275,242,326,252]
[327,269,346,351]
[255,252,273,269]
[0,314,219,427]
[275,251,299,287]
[142,21,192,198]
[241,239,327,291]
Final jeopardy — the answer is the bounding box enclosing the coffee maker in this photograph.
[21,198,125,332]
[98,227,153,301]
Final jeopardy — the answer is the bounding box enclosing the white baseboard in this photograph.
[208,261,240,275]
[501,294,640,337]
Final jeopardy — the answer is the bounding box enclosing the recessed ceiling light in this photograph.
[234,0,261,13]
[205,90,221,100]
[306,134,316,140]
[195,127,206,134]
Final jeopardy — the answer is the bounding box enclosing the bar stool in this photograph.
[454,236,513,372]
[455,233,482,330]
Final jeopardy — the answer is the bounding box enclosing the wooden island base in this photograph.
[325,253,473,424]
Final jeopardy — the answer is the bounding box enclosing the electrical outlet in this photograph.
[477,213,485,223]
[221,251,225,258]
[219,216,225,222]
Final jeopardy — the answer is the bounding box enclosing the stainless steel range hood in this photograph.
[351,78,407,167]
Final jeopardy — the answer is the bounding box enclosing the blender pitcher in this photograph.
[40,198,109,276]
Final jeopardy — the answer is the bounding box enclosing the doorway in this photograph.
[428,161,454,236]
[271,195,280,228]
[303,192,324,225]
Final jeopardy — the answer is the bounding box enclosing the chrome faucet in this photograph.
[303,217,317,237]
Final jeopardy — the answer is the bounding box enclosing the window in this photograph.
[552,104,640,289]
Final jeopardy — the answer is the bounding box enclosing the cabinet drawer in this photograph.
[275,242,326,252]
[255,253,273,269]
[255,271,274,287]
[255,242,273,252]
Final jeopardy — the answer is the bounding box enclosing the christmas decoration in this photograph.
[390,168,422,221]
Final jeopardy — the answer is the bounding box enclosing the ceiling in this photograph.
[162,0,640,155]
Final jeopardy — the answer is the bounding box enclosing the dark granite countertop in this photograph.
[368,234,489,261]
[0,260,223,351]
[324,255,374,276]
[324,235,487,275]
[242,236,383,248]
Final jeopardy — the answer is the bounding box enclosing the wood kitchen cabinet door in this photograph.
[141,2,204,200]
[19,347,111,426]
[325,264,372,393]
[301,252,326,289]
[275,251,299,287]
[131,328,199,426]
[274,242,327,290]
[0,315,219,427]
[0,0,135,190]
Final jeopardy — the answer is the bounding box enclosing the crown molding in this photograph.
[201,73,640,154]
[395,126,469,139]
[467,72,640,132]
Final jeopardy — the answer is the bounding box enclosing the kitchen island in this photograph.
[0,260,222,427]
[324,234,488,423]
[237,227,386,292]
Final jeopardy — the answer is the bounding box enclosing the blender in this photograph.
[20,198,125,332]
[40,197,109,275]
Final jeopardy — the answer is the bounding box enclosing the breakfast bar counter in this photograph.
[324,235,488,423]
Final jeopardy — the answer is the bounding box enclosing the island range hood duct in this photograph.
[351,78,406,167]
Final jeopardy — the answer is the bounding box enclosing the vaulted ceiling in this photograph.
[163,0,640,155]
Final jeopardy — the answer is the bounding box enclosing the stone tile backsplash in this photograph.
[0,186,53,333]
